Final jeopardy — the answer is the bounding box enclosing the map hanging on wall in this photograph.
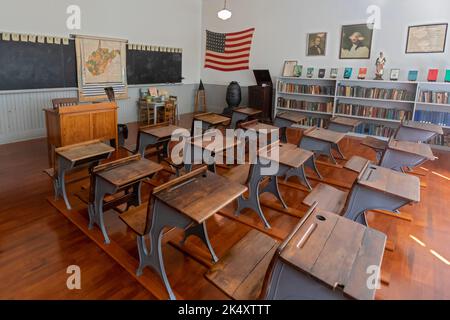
[75,35,128,101]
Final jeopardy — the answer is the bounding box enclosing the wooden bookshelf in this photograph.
[274,77,450,150]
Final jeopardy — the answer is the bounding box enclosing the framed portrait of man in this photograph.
[339,23,374,59]
[405,23,448,53]
[307,32,327,56]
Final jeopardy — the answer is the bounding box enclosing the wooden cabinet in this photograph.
[248,85,273,121]
[44,102,118,166]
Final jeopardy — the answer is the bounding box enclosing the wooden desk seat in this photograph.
[303,183,348,214]
[206,229,279,300]
[344,156,372,173]
[361,137,388,152]
[207,203,386,300]
[222,164,251,185]
[120,203,149,236]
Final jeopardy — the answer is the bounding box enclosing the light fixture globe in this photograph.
[217,1,232,20]
[217,9,232,20]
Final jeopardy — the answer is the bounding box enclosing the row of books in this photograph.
[354,123,396,138]
[418,90,450,105]
[303,117,328,128]
[277,98,333,113]
[414,110,450,127]
[337,85,414,101]
[428,133,450,147]
[336,103,412,121]
[278,82,335,96]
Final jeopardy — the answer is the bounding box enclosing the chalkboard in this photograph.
[0,39,77,90]
[127,50,182,85]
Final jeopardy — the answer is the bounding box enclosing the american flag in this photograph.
[205,28,255,72]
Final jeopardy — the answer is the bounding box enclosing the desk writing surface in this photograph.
[304,127,346,144]
[140,125,183,139]
[96,158,163,187]
[194,113,230,125]
[56,142,114,162]
[358,164,420,202]
[241,122,279,132]
[190,135,241,153]
[330,117,361,128]
[402,120,443,135]
[388,140,436,160]
[280,209,386,300]
[234,107,262,116]
[258,142,313,168]
[276,111,306,123]
[154,171,247,224]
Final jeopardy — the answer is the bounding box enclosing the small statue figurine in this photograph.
[374,52,386,80]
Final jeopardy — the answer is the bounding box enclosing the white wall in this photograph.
[1,0,202,84]
[201,0,450,85]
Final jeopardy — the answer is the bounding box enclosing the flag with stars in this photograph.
[205,28,255,72]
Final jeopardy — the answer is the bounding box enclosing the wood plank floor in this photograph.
[0,114,449,299]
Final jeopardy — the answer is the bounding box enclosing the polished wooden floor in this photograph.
[0,114,449,299]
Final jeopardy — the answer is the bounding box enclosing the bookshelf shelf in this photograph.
[274,77,450,150]
[334,113,402,123]
[277,107,332,116]
[336,96,414,104]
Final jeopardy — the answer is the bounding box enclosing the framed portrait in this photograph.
[306,32,327,56]
[339,24,374,59]
[390,69,400,81]
[282,60,298,77]
[405,23,448,53]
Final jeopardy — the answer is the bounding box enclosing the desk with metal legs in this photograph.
[230,107,262,129]
[137,124,183,157]
[273,111,306,143]
[327,116,361,133]
[90,156,163,244]
[379,139,437,172]
[54,140,114,210]
[299,127,346,163]
[192,112,230,134]
[395,120,443,142]
[235,142,315,228]
[137,167,247,300]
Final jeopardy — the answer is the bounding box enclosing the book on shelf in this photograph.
[337,85,414,101]
[354,123,396,138]
[408,70,418,82]
[344,68,353,79]
[336,103,412,121]
[445,69,450,83]
[277,97,333,113]
[418,90,450,104]
[427,69,439,82]
[303,116,328,128]
[318,68,326,78]
[358,68,367,80]
[414,110,449,127]
[307,67,314,78]
[428,132,449,147]
[277,81,335,95]
[330,68,338,79]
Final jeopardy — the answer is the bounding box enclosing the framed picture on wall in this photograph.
[282,60,298,77]
[405,23,448,53]
[339,23,374,59]
[306,32,327,56]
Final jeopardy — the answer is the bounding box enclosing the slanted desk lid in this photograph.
[253,69,273,87]
[279,210,386,300]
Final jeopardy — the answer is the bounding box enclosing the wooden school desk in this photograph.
[327,116,362,133]
[300,127,346,163]
[192,112,230,133]
[304,163,420,226]
[395,120,444,142]
[184,133,241,173]
[239,120,280,147]
[90,155,163,244]
[273,111,306,142]
[379,139,437,172]
[137,124,184,157]
[230,107,262,129]
[235,142,314,228]
[53,140,114,210]
[124,166,247,300]
[206,203,386,300]
[44,102,118,166]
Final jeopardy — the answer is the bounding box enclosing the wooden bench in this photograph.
[206,202,386,300]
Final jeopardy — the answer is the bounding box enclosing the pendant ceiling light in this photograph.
[217,0,232,20]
